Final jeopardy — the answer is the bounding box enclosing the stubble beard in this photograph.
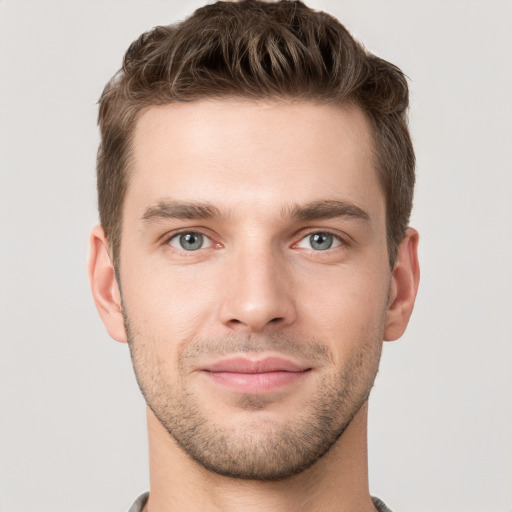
[125,320,384,482]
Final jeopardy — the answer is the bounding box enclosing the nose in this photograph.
[218,245,297,333]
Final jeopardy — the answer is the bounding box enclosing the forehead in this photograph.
[127,99,382,221]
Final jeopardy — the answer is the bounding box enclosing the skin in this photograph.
[89,99,419,512]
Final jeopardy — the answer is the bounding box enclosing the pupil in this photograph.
[311,233,332,250]
[180,233,203,250]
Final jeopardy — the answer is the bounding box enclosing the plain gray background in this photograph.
[1,1,511,511]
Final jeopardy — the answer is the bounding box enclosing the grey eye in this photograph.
[169,232,206,251]
[309,233,334,250]
[296,232,342,251]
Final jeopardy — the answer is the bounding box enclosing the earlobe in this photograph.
[88,225,127,343]
[384,228,420,341]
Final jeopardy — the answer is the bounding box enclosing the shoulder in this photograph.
[128,492,149,512]
[372,496,394,512]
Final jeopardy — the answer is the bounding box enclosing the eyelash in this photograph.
[163,229,347,254]
[165,230,219,252]
[292,231,345,251]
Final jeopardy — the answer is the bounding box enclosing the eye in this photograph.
[296,232,342,251]
[168,232,212,251]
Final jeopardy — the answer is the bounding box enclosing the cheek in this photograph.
[296,262,390,344]
[120,259,221,343]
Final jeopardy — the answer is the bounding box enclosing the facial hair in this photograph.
[125,319,384,481]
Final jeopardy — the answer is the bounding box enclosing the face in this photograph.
[117,100,393,480]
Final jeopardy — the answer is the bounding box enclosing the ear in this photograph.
[384,227,420,341]
[88,225,127,343]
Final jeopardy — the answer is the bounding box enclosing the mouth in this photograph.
[200,356,312,394]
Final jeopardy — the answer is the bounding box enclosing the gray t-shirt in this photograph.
[128,492,393,511]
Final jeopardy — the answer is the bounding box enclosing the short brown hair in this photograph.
[97,0,414,268]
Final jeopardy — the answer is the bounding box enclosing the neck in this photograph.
[144,402,376,512]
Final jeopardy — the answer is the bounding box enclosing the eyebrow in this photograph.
[141,200,223,222]
[140,199,370,224]
[284,200,370,222]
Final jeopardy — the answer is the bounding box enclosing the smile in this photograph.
[200,357,312,394]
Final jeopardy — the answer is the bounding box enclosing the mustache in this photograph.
[179,332,334,365]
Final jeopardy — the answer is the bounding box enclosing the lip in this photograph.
[203,356,308,373]
[200,357,311,394]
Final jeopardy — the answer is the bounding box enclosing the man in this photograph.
[88,1,420,510]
